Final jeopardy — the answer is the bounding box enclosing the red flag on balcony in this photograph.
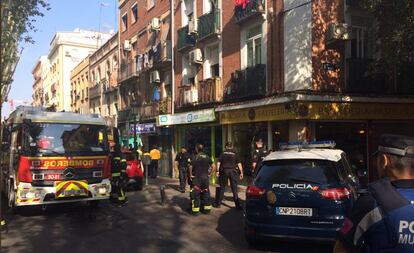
[234,0,250,9]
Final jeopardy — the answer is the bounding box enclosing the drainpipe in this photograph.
[171,0,175,115]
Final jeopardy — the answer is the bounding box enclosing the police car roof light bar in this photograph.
[279,140,336,150]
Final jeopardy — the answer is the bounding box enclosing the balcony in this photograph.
[140,102,160,120]
[235,0,265,25]
[89,83,101,100]
[117,108,132,123]
[199,77,223,104]
[159,97,172,114]
[120,60,137,82]
[224,64,266,102]
[198,9,221,41]
[153,40,172,65]
[177,25,196,52]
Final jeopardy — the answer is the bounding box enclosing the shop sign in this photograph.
[157,109,216,126]
[129,123,157,134]
[220,102,414,124]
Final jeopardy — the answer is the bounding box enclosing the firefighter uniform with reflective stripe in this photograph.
[190,152,212,214]
[111,154,128,205]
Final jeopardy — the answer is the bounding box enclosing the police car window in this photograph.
[255,159,340,185]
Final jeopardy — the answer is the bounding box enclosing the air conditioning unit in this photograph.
[189,48,203,65]
[150,70,160,83]
[151,18,161,31]
[188,18,198,34]
[327,23,351,43]
[123,40,131,51]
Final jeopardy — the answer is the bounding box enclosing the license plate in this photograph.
[276,207,313,217]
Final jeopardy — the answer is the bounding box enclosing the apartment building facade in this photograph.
[70,57,91,114]
[89,33,120,127]
[42,28,112,112]
[118,0,173,175]
[32,56,49,107]
[111,0,414,180]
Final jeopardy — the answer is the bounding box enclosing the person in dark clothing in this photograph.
[189,144,213,215]
[251,138,269,174]
[175,147,192,193]
[216,142,244,209]
[334,134,414,253]
[110,128,128,205]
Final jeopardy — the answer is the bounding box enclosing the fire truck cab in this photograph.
[1,106,112,210]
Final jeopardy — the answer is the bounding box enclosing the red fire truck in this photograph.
[0,106,112,211]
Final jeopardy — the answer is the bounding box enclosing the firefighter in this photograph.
[334,134,414,253]
[189,144,212,215]
[215,142,243,209]
[110,128,128,206]
[175,147,191,193]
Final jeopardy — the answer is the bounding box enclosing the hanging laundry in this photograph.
[137,54,143,72]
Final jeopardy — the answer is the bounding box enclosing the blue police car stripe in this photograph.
[353,206,384,246]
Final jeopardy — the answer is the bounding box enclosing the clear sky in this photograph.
[2,0,118,117]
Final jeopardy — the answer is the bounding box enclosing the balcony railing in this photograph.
[199,77,223,104]
[89,83,101,100]
[140,102,160,119]
[198,9,221,41]
[346,58,387,93]
[224,64,266,102]
[177,25,196,51]
[117,108,132,123]
[235,0,265,24]
[159,97,172,114]
[153,40,172,65]
[120,60,137,81]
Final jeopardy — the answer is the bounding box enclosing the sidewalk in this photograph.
[139,177,247,206]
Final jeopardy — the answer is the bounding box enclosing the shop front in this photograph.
[157,109,220,176]
[219,100,414,184]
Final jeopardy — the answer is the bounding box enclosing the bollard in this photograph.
[214,186,221,206]
[160,184,166,205]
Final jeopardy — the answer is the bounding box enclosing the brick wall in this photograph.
[311,0,345,92]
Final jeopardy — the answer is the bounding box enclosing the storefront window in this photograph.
[271,121,289,151]
[232,122,267,170]
[315,122,368,186]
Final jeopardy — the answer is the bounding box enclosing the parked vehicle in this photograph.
[0,106,112,211]
[122,150,144,191]
[244,141,360,245]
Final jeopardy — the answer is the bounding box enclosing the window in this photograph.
[131,3,138,23]
[246,25,262,67]
[122,13,128,32]
[205,44,219,78]
[350,16,374,59]
[255,160,341,186]
[351,26,374,59]
[145,0,155,10]
[182,55,196,85]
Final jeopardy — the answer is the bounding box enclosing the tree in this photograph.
[0,1,49,243]
[361,0,414,92]
[0,0,50,106]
